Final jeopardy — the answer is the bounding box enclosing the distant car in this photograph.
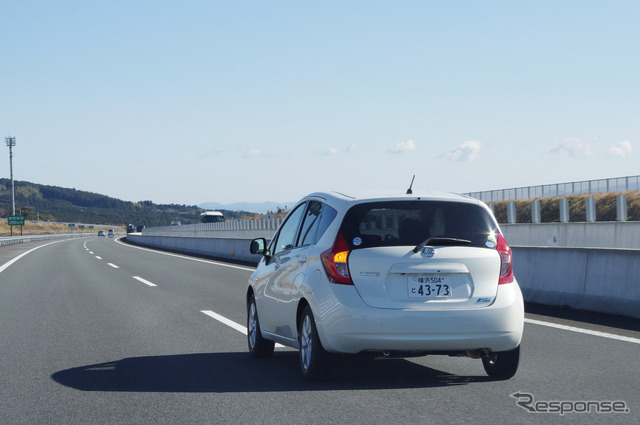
[171,221,181,226]
[97,230,105,237]
[136,225,145,232]
[127,224,135,233]
[108,229,115,238]
[247,191,524,381]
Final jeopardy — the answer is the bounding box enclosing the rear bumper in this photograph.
[312,281,524,354]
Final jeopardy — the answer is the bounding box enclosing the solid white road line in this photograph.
[0,240,65,274]
[200,310,285,348]
[525,318,640,345]
[133,276,157,287]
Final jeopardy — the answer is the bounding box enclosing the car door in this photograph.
[255,202,307,339]
[276,199,327,340]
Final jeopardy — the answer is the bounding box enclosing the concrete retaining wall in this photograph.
[501,222,640,249]
[512,246,640,319]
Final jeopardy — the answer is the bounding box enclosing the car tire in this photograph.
[482,345,520,380]
[299,305,332,381]
[247,294,274,358]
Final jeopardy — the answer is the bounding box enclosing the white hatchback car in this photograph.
[248,191,524,381]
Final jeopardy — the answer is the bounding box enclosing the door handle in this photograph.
[298,255,308,264]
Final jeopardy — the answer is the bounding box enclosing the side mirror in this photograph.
[250,238,269,256]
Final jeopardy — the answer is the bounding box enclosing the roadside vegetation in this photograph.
[0,179,254,228]
[490,191,640,223]
[0,221,123,237]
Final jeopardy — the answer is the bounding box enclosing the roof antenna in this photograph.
[406,175,415,195]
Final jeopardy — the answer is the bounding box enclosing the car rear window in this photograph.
[340,201,498,249]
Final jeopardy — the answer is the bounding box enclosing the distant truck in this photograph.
[201,211,225,223]
[126,224,135,233]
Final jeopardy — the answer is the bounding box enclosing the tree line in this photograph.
[0,179,251,226]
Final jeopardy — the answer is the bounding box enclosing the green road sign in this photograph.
[8,215,25,226]
[79,225,85,229]
[68,223,75,228]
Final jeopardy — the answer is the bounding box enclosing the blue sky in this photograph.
[1,1,638,205]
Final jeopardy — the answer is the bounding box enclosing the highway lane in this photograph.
[0,236,638,424]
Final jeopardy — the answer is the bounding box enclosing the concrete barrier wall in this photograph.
[512,247,640,319]
[126,224,640,319]
[501,222,640,249]
[126,234,264,265]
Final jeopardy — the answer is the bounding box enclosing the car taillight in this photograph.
[497,232,514,284]
[320,231,353,285]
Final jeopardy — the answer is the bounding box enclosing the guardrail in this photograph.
[0,233,92,247]
[465,174,640,203]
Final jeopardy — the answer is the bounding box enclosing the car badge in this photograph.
[352,237,363,246]
[421,247,435,257]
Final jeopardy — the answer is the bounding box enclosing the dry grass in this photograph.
[490,191,640,223]
[0,221,124,237]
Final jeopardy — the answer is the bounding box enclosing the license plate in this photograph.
[408,275,452,298]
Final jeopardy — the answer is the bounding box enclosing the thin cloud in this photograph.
[244,149,267,158]
[322,147,339,156]
[388,139,416,154]
[546,138,593,158]
[608,141,633,157]
[442,140,482,162]
[197,147,226,160]
[319,143,357,156]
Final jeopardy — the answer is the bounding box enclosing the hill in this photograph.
[0,179,254,227]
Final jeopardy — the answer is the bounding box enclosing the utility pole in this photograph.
[5,136,16,215]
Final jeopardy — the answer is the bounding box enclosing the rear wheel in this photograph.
[247,294,274,358]
[299,306,332,381]
[482,345,520,380]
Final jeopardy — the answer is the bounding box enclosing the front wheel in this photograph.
[247,294,274,358]
[482,345,520,380]
[299,306,332,381]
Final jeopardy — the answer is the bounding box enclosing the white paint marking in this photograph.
[201,310,285,348]
[201,310,247,334]
[0,240,65,274]
[89,251,94,255]
[95,256,102,260]
[525,318,640,345]
[133,276,157,287]
[107,263,119,269]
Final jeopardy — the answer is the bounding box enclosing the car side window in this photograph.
[298,201,324,247]
[314,204,337,244]
[272,203,307,256]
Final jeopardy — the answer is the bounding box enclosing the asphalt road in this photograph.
[1,237,638,424]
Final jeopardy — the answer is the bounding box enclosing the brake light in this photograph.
[320,231,353,285]
[497,232,514,284]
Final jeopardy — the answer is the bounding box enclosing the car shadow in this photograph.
[51,351,489,392]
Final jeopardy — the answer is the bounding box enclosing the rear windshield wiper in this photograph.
[413,237,472,253]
